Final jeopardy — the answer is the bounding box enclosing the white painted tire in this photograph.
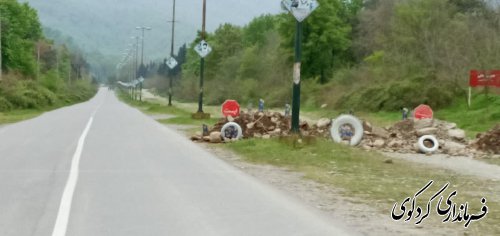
[418,135,439,153]
[221,122,243,141]
[330,115,364,146]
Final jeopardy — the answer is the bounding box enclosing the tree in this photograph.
[0,1,42,77]
[279,0,359,83]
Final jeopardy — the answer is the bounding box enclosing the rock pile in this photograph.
[191,112,497,157]
[471,125,500,154]
[191,111,333,143]
[359,119,471,155]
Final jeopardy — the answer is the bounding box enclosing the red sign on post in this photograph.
[222,100,240,117]
[414,104,433,120]
[470,70,500,87]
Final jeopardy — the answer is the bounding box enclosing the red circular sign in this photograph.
[413,104,433,120]
[222,100,240,117]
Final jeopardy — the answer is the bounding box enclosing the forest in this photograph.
[0,0,96,112]
[137,0,500,113]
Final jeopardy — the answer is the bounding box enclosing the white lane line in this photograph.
[51,116,94,236]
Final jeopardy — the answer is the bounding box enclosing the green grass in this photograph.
[158,117,220,126]
[435,94,500,138]
[226,138,500,235]
[0,109,45,124]
[117,90,218,128]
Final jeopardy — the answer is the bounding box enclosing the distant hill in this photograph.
[22,0,281,59]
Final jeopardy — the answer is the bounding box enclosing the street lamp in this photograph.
[136,26,152,68]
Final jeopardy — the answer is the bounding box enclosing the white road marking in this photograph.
[51,116,94,236]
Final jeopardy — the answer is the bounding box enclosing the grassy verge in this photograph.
[117,90,218,128]
[0,77,97,125]
[435,94,499,138]
[0,109,45,124]
[226,138,499,235]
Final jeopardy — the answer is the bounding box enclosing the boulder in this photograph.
[445,122,457,130]
[413,119,434,130]
[363,121,373,132]
[372,127,390,139]
[316,118,332,129]
[448,129,466,140]
[190,135,202,141]
[209,132,222,143]
[262,134,271,139]
[416,127,438,136]
[388,140,404,148]
[269,128,281,136]
[227,116,235,122]
[373,139,385,148]
[321,104,328,108]
[444,141,466,154]
[203,136,210,142]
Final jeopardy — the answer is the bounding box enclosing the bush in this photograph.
[336,80,458,112]
[0,97,13,111]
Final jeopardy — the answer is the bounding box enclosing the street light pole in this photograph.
[136,26,151,72]
[197,0,207,113]
[291,21,302,133]
[0,12,2,81]
[168,0,177,106]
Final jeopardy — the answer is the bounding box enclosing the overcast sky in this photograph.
[23,0,283,58]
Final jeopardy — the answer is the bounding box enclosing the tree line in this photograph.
[0,0,96,112]
[141,0,499,112]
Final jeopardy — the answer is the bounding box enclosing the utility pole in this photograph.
[37,42,40,80]
[0,12,2,81]
[136,26,151,74]
[291,22,302,133]
[197,0,207,113]
[168,0,177,106]
[55,46,59,80]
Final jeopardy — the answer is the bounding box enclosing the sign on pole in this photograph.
[470,70,500,87]
[194,40,212,58]
[282,0,319,22]
[166,57,178,69]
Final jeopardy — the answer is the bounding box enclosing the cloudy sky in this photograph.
[23,0,283,58]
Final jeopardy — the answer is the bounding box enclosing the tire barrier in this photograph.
[221,122,243,141]
[330,115,364,146]
[418,135,439,153]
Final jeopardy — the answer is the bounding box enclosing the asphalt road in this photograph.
[0,89,351,236]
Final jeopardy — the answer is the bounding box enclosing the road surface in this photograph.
[0,89,351,236]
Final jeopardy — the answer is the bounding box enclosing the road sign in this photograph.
[166,57,178,69]
[194,40,212,58]
[221,100,240,117]
[414,105,433,120]
[282,0,319,22]
[470,70,500,87]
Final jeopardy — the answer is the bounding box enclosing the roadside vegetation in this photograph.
[123,0,499,137]
[120,90,499,235]
[0,1,96,124]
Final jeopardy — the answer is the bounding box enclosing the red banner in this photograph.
[470,70,500,87]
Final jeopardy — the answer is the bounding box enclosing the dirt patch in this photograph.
[471,125,500,154]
